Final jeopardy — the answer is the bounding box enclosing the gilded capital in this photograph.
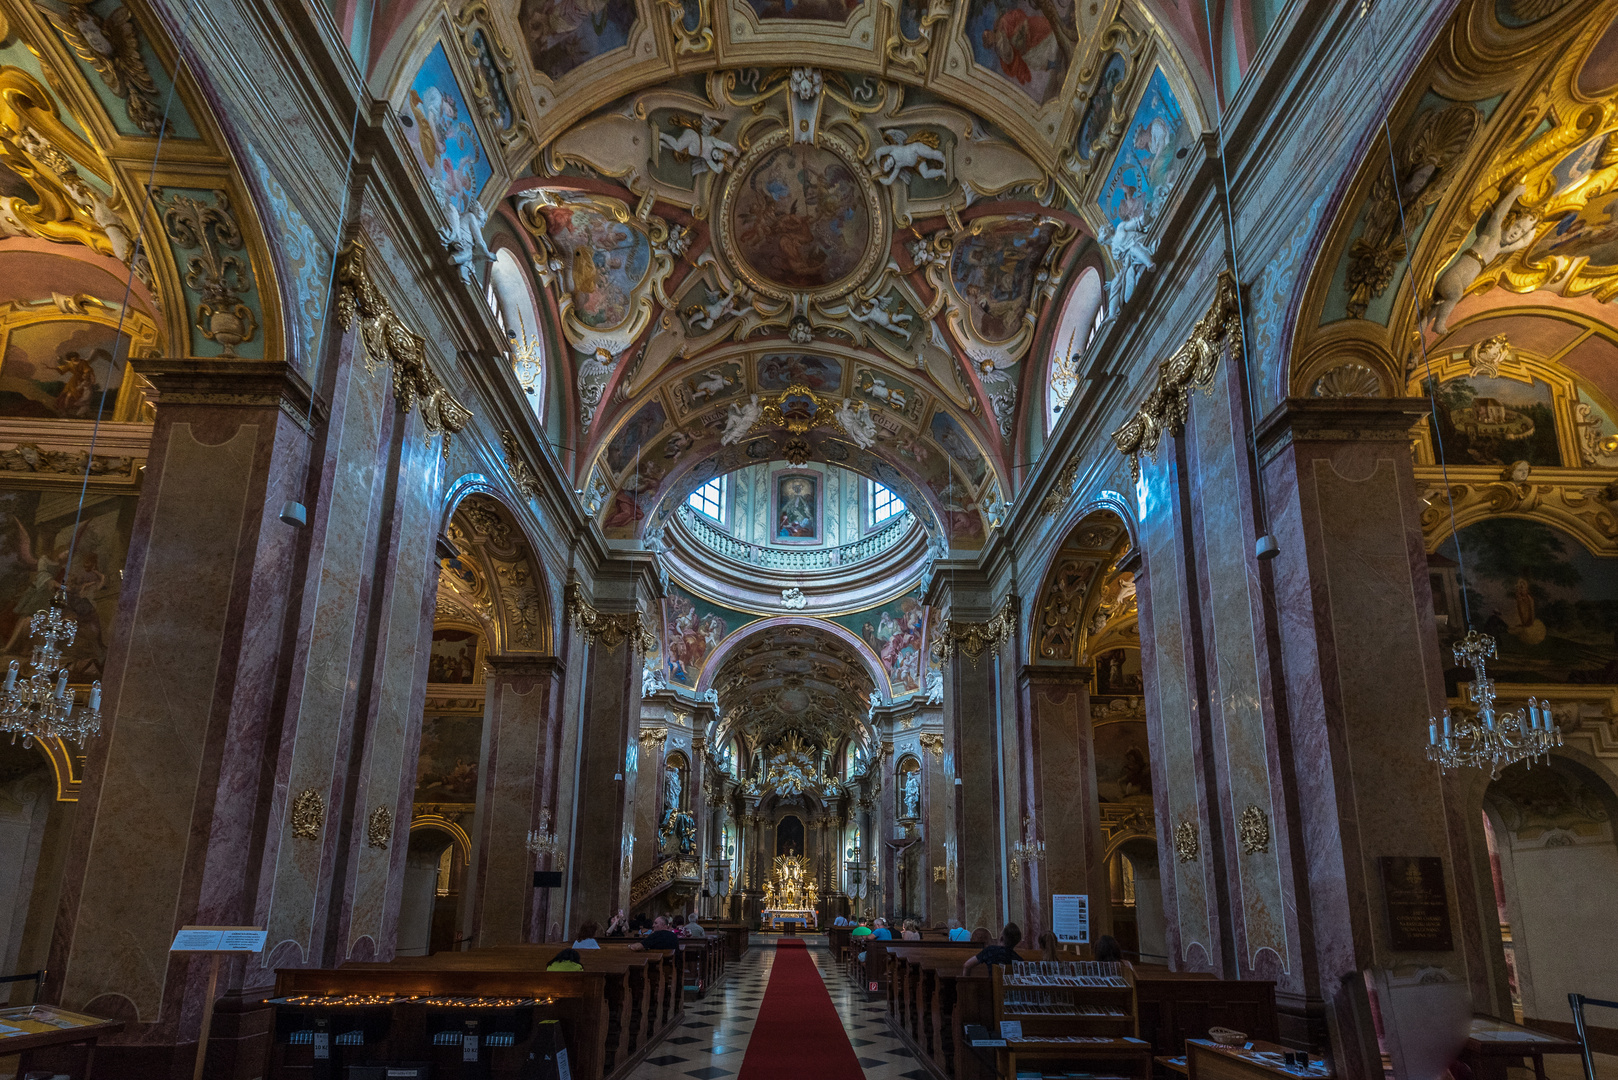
[566,581,658,651]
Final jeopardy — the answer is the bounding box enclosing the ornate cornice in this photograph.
[334,240,472,445]
[1111,271,1240,480]
[917,732,944,759]
[566,581,657,651]
[931,597,1015,662]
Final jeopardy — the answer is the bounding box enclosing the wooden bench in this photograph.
[1132,969,1277,1057]
[882,944,1045,1079]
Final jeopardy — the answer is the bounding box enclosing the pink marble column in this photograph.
[467,657,563,946]
[1020,665,1109,945]
[1257,397,1486,1053]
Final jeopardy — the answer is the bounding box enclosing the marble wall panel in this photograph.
[1137,450,1217,970]
[947,647,1003,933]
[566,633,641,927]
[58,421,259,1021]
[1026,670,1109,942]
[1188,377,1294,978]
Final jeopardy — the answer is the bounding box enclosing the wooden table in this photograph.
[996,1036,1154,1080]
[1459,1015,1583,1080]
[0,1005,124,1079]
[1187,1038,1334,1080]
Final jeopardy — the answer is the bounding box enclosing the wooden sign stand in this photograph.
[170,925,268,1080]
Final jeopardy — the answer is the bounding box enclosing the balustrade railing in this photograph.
[675,504,915,570]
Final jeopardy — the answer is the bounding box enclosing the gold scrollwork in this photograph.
[1111,270,1241,480]
[1060,20,1147,192]
[46,2,166,136]
[639,726,669,747]
[366,806,394,849]
[918,732,944,759]
[1172,819,1198,863]
[931,597,1015,662]
[657,0,715,55]
[566,581,658,651]
[290,788,325,840]
[1419,470,1618,556]
[499,429,541,500]
[454,3,532,147]
[885,0,950,76]
[159,188,257,357]
[334,240,473,446]
[932,865,947,882]
[1237,804,1270,855]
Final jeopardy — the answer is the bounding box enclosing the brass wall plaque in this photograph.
[1378,856,1453,951]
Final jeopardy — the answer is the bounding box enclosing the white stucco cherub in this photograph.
[659,115,737,177]
[835,397,878,449]
[874,130,947,186]
[1428,182,1535,334]
[720,394,762,445]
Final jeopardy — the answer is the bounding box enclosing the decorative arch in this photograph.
[695,615,887,697]
[487,242,547,416]
[1027,504,1136,666]
[436,484,555,655]
[1044,265,1106,434]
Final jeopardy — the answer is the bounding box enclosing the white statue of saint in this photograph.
[901,769,921,819]
[836,397,878,448]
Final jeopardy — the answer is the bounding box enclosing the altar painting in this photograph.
[429,627,481,684]
[773,471,821,543]
[414,711,482,804]
[1094,719,1152,802]
[1434,518,1618,685]
[0,489,133,682]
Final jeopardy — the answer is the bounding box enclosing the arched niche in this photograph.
[1045,265,1105,434]
[487,244,547,417]
[896,754,923,823]
[436,488,555,656]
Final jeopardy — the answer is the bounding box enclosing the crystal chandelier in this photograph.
[1010,818,1045,879]
[1426,631,1561,778]
[526,808,566,872]
[0,588,102,746]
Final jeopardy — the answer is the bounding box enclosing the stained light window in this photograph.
[688,475,727,523]
[868,480,903,528]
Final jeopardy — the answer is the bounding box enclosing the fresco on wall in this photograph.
[1434,518,1618,686]
[745,0,861,19]
[1097,67,1195,233]
[758,353,842,392]
[518,0,638,81]
[665,586,756,685]
[429,628,481,684]
[1528,189,1618,268]
[964,0,1075,104]
[535,196,653,330]
[950,218,1058,342]
[1424,373,1561,467]
[1094,720,1152,802]
[836,596,925,695]
[929,411,987,486]
[1074,52,1127,162]
[0,490,134,682]
[1487,760,1611,839]
[0,320,125,420]
[678,362,744,410]
[414,712,482,804]
[401,44,491,225]
[605,400,668,474]
[774,471,820,543]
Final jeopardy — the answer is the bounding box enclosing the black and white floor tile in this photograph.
[620,936,928,1080]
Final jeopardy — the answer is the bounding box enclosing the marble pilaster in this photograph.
[1020,665,1109,944]
[466,657,563,946]
[46,359,321,1072]
[1257,397,1485,1050]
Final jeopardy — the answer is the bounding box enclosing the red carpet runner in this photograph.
[736,938,865,1080]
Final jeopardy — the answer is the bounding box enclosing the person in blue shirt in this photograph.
[947,918,970,941]
[871,918,893,941]
[833,914,849,926]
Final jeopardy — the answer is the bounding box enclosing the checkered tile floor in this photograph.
[620,936,929,1080]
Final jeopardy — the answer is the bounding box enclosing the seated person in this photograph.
[851,919,874,939]
[684,913,707,938]
[547,948,583,972]
[833,913,849,927]
[871,918,893,941]
[1094,934,1122,962]
[969,926,991,943]
[572,921,601,949]
[901,919,921,941]
[605,909,630,936]
[962,923,1022,976]
[947,918,970,942]
[629,915,681,951]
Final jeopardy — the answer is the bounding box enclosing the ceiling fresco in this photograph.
[378,0,1210,550]
[706,620,878,754]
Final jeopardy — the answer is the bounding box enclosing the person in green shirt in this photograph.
[851,920,873,939]
[547,948,583,971]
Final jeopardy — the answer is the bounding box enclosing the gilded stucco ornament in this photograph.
[1310,363,1383,398]
[290,789,325,840]
[885,0,950,75]
[918,732,944,759]
[1344,104,1479,319]
[160,189,257,357]
[566,582,657,651]
[657,0,715,55]
[366,806,393,849]
[931,597,1015,662]
[499,428,541,500]
[1238,805,1270,855]
[46,2,164,135]
[1111,271,1241,480]
[1173,819,1199,862]
[454,4,532,148]
[334,241,472,446]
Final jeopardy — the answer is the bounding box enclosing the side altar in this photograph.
[761,854,817,930]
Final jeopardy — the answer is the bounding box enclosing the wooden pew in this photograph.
[826,925,852,964]
[272,964,611,1080]
[1132,969,1277,1057]
[707,922,750,961]
[883,944,1046,1079]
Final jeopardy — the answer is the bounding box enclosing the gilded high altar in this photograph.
[761,854,818,929]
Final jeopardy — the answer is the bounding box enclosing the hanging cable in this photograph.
[1200,0,1279,560]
